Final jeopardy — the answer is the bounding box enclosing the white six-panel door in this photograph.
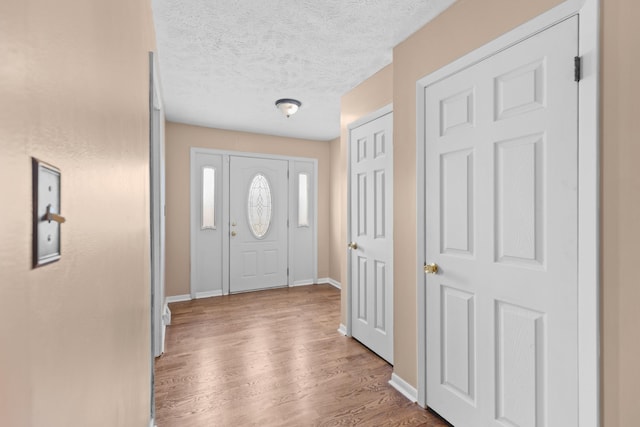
[229,156,288,293]
[349,111,394,364]
[424,17,578,426]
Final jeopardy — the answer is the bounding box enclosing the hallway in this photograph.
[154,285,448,426]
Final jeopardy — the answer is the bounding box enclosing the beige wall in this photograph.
[0,0,156,426]
[165,122,332,297]
[338,64,394,322]
[601,1,640,426]
[329,137,342,281]
[338,1,640,426]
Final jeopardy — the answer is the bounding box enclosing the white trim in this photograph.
[346,103,393,338]
[347,103,394,130]
[149,419,156,427]
[149,50,166,359]
[337,324,348,336]
[162,302,171,325]
[291,279,315,287]
[389,373,418,403]
[189,148,198,299]
[416,61,427,407]
[320,277,341,290]
[166,291,224,302]
[288,161,294,287]
[192,147,317,163]
[415,2,599,425]
[195,290,223,299]
[166,294,191,303]
[222,155,230,294]
[312,164,319,284]
[160,302,171,355]
[149,51,166,425]
[576,1,600,425]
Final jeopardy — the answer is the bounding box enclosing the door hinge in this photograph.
[574,56,581,82]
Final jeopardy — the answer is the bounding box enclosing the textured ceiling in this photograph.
[152,0,456,141]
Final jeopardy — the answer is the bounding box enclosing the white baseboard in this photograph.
[319,277,341,289]
[160,302,171,355]
[291,279,315,287]
[167,291,223,302]
[166,294,191,303]
[195,290,223,299]
[162,302,171,325]
[389,373,418,403]
[337,323,347,336]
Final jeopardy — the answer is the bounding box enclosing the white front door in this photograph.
[349,110,393,364]
[230,156,288,293]
[424,17,578,426]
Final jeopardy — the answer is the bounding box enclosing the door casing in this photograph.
[415,1,600,426]
[148,49,166,425]
[190,148,318,296]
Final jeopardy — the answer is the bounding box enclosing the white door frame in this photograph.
[150,52,166,358]
[190,147,318,296]
[148,50,166,426]
[415,1,599,425]
[346,103,393,337]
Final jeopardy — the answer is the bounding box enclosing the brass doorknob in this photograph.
[348,242,358,250]
[424,263,438,274]
[231,231,237,237]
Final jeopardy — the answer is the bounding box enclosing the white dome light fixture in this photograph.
[275,98,301,118]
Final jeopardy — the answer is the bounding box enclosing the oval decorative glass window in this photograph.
[247,173,272,239]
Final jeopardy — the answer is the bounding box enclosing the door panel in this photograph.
[349,111,393,363]
[192,152,223,296]
[290,160,317,285]
[495,301,545,427]
[357,256,367,321]
[425,17,578,427]
[357,173,367,236]
[441,149,474,256]
[441,286,475,403]
[495,134,544,266]
[230,156,288,293]
[374,260,386,330]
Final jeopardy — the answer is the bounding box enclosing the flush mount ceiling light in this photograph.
[275,98,301,118]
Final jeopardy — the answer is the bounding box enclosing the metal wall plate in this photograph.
[32,158,63,267]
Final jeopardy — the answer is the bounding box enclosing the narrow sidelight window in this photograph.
[201,166,216,229]
[298,173,309,227]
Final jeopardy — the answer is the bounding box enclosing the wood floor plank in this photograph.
[155,285,449,426]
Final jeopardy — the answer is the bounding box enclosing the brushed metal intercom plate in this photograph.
[33,158,63,267]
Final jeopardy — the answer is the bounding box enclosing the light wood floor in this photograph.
[155,284,449,427]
